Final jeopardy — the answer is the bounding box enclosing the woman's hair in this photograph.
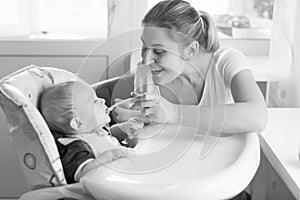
[142,0,219,53]
[40,81,77,134]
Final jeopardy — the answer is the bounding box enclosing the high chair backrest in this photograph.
[0,65,83,190]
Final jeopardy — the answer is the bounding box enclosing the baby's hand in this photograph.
[125,117,144,139]
[97,148,134,164]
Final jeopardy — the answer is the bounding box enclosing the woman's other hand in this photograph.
[132,92,179,124]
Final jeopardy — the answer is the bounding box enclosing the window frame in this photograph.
[0,0,270,57]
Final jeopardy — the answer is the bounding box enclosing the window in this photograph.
[148,0,274,40]
[0,0,107,38]
[0,0,31,37]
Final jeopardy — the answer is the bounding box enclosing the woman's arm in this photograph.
[134,70,267,136]
[175,70,267,135]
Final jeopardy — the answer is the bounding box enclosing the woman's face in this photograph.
[141,26,187,85]
[73,82,111,132]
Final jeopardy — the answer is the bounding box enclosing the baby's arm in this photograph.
[58,139,95,183]
[75,148,129,181]
[58,139,129,183]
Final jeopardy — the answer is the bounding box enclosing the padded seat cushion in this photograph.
[0,65,82,190]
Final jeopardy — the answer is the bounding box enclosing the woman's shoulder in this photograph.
[214,46,245,60]
[213,46,247,67]
[211,46,250,86]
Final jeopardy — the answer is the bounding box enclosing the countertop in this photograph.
[261,108,300,199]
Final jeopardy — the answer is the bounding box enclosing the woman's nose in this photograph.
[142,49,155,65]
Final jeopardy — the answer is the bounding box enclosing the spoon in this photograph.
[106,98,134,113]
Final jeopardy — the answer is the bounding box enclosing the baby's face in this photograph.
[72,82,110,132]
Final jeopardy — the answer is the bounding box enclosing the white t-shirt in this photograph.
[199,47,251,106]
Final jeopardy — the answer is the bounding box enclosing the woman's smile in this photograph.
[151,66,164,75]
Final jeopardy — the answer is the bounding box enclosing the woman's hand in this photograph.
[113,98,148,122]
[132,92,179,124]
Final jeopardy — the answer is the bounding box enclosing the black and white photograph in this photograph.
[0,0,299,199]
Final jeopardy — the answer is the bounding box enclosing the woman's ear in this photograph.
[69,117,84,130]
[184,41,200,60]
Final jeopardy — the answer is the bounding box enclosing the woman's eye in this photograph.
[141,47,165,57]
[154,49,165,55]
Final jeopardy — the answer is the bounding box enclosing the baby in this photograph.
[40,80,143,183]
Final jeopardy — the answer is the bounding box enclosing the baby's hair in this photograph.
[142,0,219,53]
[40,81,78,134]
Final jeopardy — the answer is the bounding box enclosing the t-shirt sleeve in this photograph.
[57,139,95,183]
[217,48,252,87]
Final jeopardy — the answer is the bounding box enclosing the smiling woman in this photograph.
[110,1,266,199]
[121,0,268,140]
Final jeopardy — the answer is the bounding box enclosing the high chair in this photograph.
[0,65,259,200]
[0,65,96,199]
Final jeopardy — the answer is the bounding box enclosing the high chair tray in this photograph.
[81,124,260,200]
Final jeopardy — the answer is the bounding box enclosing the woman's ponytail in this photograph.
[198,10,219,53]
